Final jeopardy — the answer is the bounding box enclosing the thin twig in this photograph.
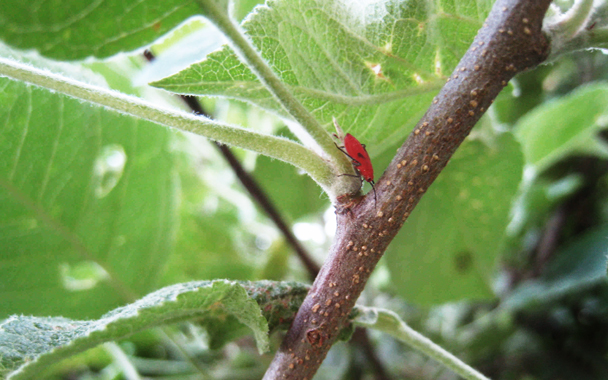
[144,50,320,278]
[181,95,322,277]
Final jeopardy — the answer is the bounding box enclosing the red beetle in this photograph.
[333,120,377,205]
[343,133,374,184]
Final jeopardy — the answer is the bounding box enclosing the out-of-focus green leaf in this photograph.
[153,0,493,156]
[256,239,290,281]
[0,77,180,319]
[515,83,608,171]
[158,143,259,285]
[253,154,328,221]
[160,201,258,284]
[0,280,309,380]
[503,226,608,311]
[0,0,244,60]
[385,131,524,305]
[491,66,551,126]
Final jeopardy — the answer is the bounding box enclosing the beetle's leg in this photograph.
[334,142,358,162]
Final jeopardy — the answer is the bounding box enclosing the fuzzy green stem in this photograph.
[0,57,333,190]
[196,0,350,171]
[355,307,490,380]
[555,0,594,40]
[587,27,608,46]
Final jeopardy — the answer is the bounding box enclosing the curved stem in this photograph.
[551,0,594,40]
[196,0,351,172]
[355,307,489,380]
[0,57,333,192]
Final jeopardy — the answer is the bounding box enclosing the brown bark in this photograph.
[263,0,553,378]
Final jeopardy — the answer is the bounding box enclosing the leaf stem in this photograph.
[551,0,594,40]
[0,57,333,191]
[104,343,143,380]
[196,0,348,169]
[355,307,489,380]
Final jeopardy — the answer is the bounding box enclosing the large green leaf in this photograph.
[515,83,608,171]
[0,0,201,60]
[0,280,309,380]
[153,0,493,155]
[385,131,524,305]
[0,76,180,319]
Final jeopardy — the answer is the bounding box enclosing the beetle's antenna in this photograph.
[370,181,377,209]
[332,117,345,140]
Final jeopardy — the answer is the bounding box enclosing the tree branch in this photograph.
[263,0,553,378]
[166,69,394,380]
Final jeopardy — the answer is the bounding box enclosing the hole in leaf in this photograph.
[93,144,126,198]
[59,261,109,291]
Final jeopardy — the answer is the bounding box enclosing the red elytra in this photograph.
[343,133,374,183]
[336,133,377,206]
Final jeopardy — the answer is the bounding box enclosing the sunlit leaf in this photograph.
[515,83,608,171]
[0,77,180,319]
[153,0,493,155]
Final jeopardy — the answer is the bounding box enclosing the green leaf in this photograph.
[0,0,203,60]
[0,280,309,380]
[385,131,524,305]
[0,0,243,60]
[502,226,608,311]
[160,198,257,284]
[0,1,188,60]
[153,0,492,155]
[0,76,180,319]
[515,83,608,171]
[253,153,329,221]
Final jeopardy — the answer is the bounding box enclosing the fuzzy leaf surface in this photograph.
[0,77,180,319]
[153,0,493,155]
[0,280,308,380]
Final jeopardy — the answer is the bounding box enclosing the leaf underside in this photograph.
[0,280,309,380]
[153,0,493,156]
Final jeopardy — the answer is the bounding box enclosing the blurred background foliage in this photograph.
[2,0,608,379]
